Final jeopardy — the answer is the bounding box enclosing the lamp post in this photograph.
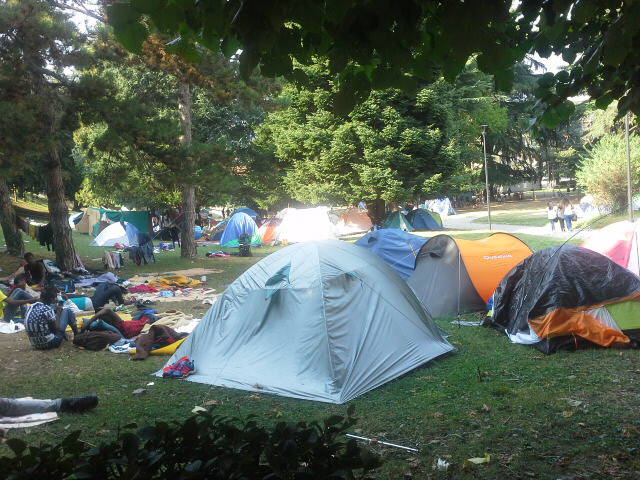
[481,125,492,230]
[625,112,634,222]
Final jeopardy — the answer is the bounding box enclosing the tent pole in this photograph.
[625,113,634,222]
[482,125,492,230]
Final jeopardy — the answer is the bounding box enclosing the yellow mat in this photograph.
[128,337,186,356]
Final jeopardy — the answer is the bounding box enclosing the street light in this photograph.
[625,112,634,222]
[481,125,492,230]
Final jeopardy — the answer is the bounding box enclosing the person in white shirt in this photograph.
[547,202,558,232]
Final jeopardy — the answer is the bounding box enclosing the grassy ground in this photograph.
[0,229,637,478]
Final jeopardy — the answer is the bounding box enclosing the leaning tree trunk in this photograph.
[0,179,24,256]
[178,80,197,259]
[45,147,78,271]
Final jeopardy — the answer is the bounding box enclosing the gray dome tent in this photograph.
[159,240,453,403]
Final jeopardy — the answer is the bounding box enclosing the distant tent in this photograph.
[159,240,453,403]
[211,219,228,241]
[355,230,429,279]
[68,212,83,228]
[276,207,337,243]
[74,207,151,234]
[406,208,443,231]
[258,217,282,244]
[407,233,532,318]
[489,246,640,354]
[75,207,101,234]
[336,208,372,235]
[581,221,640,276]
[424,198,457,217]
[90,221,140,247]
[220,212,262,247]
[233,207,258,220]
[382,211,414,231]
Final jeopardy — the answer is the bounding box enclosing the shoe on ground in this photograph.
[60,394,99,413]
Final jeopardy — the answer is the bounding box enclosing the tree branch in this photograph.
[52,0,106,24]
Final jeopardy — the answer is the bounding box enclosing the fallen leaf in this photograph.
[562,410,575,418]
[467,411,478,417]
[433,412,444,418]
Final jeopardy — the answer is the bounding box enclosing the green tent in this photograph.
[382,211,414,231]
[99,209,151,233]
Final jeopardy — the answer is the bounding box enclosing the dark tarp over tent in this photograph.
[489,245,640,354]
[355,230,429,279]
[74,207,151,234]
[406,208,443,231]
[407,234,532,318]
[158,240,453,403]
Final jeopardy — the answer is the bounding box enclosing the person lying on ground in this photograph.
[65,282,132,313]
[0,394,98,417]
[23,252,47,288]
[24,286,79,350]
[81,307,152,339]
[1,274,37,323]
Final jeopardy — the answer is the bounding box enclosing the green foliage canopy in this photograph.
[105,0,640,124]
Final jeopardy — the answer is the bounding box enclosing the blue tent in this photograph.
[355,230,429,279]
[220,212,262,247]
[406,209,443,231]
[232,207,258,220]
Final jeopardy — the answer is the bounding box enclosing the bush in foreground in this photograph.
[0,406,381,479]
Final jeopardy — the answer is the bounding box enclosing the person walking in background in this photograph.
[547,202,558,232]
[562,197,575,231]
[556,201,566,231]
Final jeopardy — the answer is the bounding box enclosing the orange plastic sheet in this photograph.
[529,291,640,347]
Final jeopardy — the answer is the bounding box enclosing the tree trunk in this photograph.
[367,198,386,227]
[45,147,78,271]
[0,179,24,256]
[178,80,197,258]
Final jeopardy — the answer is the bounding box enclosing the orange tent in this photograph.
[258,217,281,243]
[407,233,532,317]
[337,208,372,235]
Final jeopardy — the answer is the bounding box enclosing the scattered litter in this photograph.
[132,388,147,395]
[203,400,219,407]
[346,434,419,453]
[434,458,450,471]
[192,406,207,414]
[0,412,59,430]
[465,453,491,465]
[451,320,483,326]
[564,398,583,407]
[146,382,155,386]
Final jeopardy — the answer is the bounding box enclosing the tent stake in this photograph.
[346,434,419,452]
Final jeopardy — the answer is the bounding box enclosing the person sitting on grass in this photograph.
[24,286,79,350]
[0,394,98,417]
[1,274,37,323]
[81,307,152,340]
[65,282,131,313]
[23,252,47,287]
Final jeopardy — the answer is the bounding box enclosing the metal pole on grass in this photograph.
[482,125,492,230]
[625,112,634,222]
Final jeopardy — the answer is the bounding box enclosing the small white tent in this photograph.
[276,207,337,243]
[159,240,453,403]
[90,222,139,247]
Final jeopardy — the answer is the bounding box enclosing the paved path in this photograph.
[442,210,593,240]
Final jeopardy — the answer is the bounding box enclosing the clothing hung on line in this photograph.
[102,251,124,270]
[15,217,55,251]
